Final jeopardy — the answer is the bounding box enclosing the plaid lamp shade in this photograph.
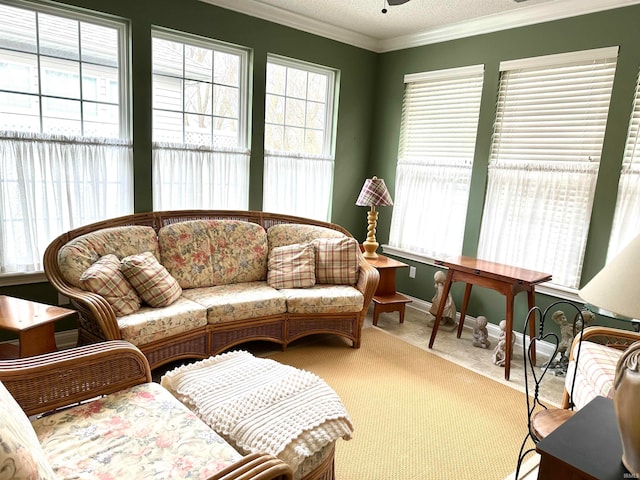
[355,176,393,207]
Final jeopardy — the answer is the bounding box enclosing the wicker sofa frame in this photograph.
[43,210,379,370]
[0,340,293,480]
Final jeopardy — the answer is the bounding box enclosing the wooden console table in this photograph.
[536,396,626,480]
[0,295,75,358]
[428,256,551,380]
[365,254,412,326]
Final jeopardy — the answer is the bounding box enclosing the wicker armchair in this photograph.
[0,341,293,480]
[561,325,640,409]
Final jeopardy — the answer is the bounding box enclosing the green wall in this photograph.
[372,4,640,332]
[3,0,640,338]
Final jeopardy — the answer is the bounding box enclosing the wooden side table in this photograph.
[365,255,412,326]
[428,256,551,380]
[0,295,76,359]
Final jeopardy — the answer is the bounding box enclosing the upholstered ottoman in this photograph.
[160,351,353,480]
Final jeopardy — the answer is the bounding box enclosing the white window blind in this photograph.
[478,47,618,289]
[262,55,337,221]
[608,69,640,261]
[388,65,484,258]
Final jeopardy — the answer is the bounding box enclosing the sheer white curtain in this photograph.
[609,166,640,260]
[608,71,640,260]
[388,65,484,257]
[0,132,133,273]
[390,160,472,257]
[478,47,618,289]
[263,150,334,221]
[153,143,250,211]
[479,161,599,288]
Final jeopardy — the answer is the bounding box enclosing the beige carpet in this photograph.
[269,327,530,480]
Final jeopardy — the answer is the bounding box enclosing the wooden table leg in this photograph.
[19,323,57,357]
[456,283,473,338]
[504,292,515,380]
[429,269,454,349]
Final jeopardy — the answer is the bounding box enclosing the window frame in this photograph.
[0,0,131,285]
[477,46,619,290]
[151,27,251,150]
[0,0,130,139]
[386,64,485,259]
[264,53,337,157]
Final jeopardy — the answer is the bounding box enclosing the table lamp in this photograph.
[579,233,640,476]
[355,176,393,259]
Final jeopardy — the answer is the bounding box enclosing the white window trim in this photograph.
[151,27,251,149]
[2,0,130,139]
[266,53,337,157]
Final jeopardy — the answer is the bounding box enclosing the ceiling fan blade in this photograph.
[387,0,410,5]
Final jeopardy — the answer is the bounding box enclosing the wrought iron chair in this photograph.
[514,300,586,478]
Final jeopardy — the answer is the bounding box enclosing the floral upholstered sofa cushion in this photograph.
[58,226,160,288]
[31,382,242,480]
[267,224,345,254]
[159,220,269,288]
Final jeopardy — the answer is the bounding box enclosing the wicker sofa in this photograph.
[0,340,293,480]
[562,325,640,409]
[44,210,379,370]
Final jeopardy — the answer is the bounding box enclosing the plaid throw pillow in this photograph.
[267,243,316,289]
[121,251,182,307]
[313,237,359,285]
[80,254,141,316]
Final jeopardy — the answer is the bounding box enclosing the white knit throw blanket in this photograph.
[161,351,353,471]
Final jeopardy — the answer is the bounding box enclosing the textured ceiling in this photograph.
[200,0,640,51]
[244,0,556,40]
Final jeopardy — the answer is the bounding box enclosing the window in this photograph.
[262,55,338,221]
[478,47,618,289]
[608,69,640,261]
[388,65,484,258]
[0,0,131,276]
[151,29,250,210]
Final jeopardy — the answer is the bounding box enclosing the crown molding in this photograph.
[379,0,640,52]
[198,0,640,53]
[197,0,380,51]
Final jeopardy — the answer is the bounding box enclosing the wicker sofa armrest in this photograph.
[356,251,380,310]
[209,452,293,480]
[44,236,122,340]
[0,340,151,417]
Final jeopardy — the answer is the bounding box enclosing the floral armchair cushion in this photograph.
[159,220,269,288]
[58,226,160,288]
[0,381,56,480]
[31,382,243,479]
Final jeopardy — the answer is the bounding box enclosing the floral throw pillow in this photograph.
[0,381,57,480]
[267,243,316,289]
[312,237,359,285]
[80,254,141,316]
[121,251,182,307]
